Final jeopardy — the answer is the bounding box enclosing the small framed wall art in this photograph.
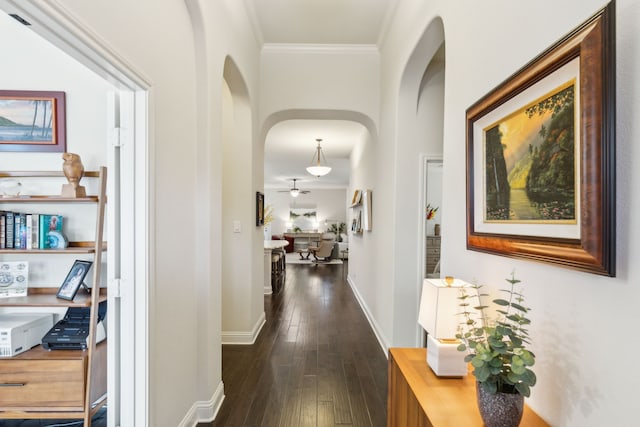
[256,192,265,226]
[0,90,66,152]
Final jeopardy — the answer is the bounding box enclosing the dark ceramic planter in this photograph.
[476,383,524,427]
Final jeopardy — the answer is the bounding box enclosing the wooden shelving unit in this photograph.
[0,167,107,426]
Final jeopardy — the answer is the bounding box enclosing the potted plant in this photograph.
[456,272,536,427]
[327,222,346,241]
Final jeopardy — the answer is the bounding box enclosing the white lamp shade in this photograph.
[306,165,332,177]
[290,188,300,197]
[418,278,472,339]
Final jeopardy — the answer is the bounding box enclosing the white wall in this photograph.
[260,46,380,127]
[0,12,111,171]
[379,0,639,425]
[264,188,347,236]
[23,0,261,425]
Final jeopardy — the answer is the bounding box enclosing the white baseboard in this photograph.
[346,276,389,357]
[221,311,266,345]
[178,380,225,427]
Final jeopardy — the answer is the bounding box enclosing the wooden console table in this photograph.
[387,348,549,427]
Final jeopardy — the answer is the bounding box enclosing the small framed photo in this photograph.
[256,191,265,226]
[56,260,93,301]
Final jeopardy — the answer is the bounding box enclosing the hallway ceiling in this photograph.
[249,0,396,191]
[246,0,394,45]
[264,119,366,190]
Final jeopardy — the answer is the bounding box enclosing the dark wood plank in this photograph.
[200,261,387,426]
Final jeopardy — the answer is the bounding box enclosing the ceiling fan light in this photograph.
[290,188,300,197]
[306,165,332,177]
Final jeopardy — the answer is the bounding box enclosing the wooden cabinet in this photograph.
[425,235,441,276]
[387,348,550,427]
[0,168,107,426]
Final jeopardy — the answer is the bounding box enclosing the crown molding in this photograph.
[262,43,379,55]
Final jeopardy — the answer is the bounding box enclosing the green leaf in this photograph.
[520,351,535,366]
[457,343,467,351]
[510,336,523,347]
[511,364,526,375]
[489,358,503,368]
[475,366,491,382]
[494,298,510,306]
[523,369,537,386]
[471,357,485,368]
[484,381,498,394]
[511,302,528,312]
[515,382,531,397]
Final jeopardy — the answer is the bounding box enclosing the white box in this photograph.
[427,334,469,377]
[0,313,54,357]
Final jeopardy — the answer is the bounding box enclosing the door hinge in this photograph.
[111,278,122,299]
[110,127,122,147]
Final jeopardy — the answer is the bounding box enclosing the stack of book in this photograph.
[0,212,64,249]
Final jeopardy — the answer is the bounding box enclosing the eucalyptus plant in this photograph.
[456,272,536,397]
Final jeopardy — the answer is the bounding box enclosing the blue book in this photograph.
[39,214,63,249]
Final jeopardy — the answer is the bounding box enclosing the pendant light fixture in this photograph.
[306,138,332,177]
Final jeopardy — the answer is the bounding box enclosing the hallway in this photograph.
[202,262,388,426]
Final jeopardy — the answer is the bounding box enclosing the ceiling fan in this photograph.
[278,178,310,198]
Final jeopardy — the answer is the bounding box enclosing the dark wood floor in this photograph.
[200,261,388,427]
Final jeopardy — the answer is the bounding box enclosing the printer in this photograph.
[0,312,54,357]
[42,301,107,350]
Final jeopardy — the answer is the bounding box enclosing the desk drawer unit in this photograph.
[425,236,441,274]
[0,357,85,411]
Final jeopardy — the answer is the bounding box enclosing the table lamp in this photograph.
[418,277,471,377]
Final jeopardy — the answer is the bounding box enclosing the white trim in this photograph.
[177,381,225,427]
[346,276,389,357]
[221,312,266,345]
[0,0,151,90]
[419,155,443,347]
[262,43,379,54]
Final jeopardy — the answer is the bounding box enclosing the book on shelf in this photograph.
[0,212,5,249]
[31,213,39,249]
[39,214,63,249]
[14,213,26,249]
[5,211,14,249]
[0,211,64,250]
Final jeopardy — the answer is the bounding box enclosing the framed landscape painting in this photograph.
[465,1,615,276]
[0,90,66,152]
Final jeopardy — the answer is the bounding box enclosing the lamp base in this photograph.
[426,334,468,377]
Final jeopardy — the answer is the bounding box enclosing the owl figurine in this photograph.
[61,152,87,197]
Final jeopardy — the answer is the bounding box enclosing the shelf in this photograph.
[0,241,107,254]
[11,341,105,360]
[0,167,107,426]
[0,287,107,307]
[0,171,101,178]
[0,195,100,203]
